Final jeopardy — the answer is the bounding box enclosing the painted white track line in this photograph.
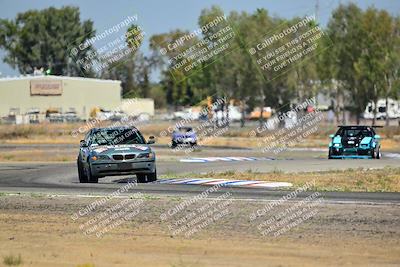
[179,157,275,163]
[384,153,400,159]
[158,178,292,188]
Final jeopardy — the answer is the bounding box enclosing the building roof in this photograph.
[0,75,121,84]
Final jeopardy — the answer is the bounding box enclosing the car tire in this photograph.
[371,148,376,159]
[328,148,335,159]
[86,163,98,183]
[171,141,177,148]
[376,147,381,159]
[147,169,157,182]
[137,174,147,183]
[77,158,88,183]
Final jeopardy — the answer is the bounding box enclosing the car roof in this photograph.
[337,126,373,131]
[92,126,138,132]
[338,125,382,129]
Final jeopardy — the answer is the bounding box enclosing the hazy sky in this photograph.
[0,0,399,78]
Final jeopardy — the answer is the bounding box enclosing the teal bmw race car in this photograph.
[328,125,382,159]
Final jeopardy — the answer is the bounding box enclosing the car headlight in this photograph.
[91,155,110,161]
[137,152,155,159]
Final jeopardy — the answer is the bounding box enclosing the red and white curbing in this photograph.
[158,178,292,188]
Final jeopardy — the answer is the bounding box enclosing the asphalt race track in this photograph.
[0,150,400,203]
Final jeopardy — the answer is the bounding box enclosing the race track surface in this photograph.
[0,155,400,203]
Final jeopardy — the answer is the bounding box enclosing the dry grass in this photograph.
[180,167,400,192]
[3,254,22,266]
[0,150,73,162]
[0,122,399,150]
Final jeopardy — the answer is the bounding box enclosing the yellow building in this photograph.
[0,75,121,120]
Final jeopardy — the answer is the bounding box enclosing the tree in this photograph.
[382,16,400,126]
[324,4,365,124]
[0,6,96,76]
[355,8,393,125]
[100,24,149,98]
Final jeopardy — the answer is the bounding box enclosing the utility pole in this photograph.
[315,0,319,25]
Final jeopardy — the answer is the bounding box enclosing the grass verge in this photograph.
[166,167,400,192]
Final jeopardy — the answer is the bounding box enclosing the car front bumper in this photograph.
[330,147,373,158]
[330,155,372,159]
[90,160,156,177]
[173,137,197,144]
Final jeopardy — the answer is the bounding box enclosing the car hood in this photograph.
[89,144,151,155]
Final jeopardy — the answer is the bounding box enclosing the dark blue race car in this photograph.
[328,125,382,159]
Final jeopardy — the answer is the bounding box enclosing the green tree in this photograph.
[324,3,365,124]
[355,8,392,125]
[0,6,96,76]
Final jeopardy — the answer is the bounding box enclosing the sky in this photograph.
[0,0,399,79]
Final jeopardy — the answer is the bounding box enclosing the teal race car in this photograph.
[328,125,382,159]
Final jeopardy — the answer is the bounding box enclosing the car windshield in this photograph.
[90,128,146,145]
[176,127,193,133]
[337,128,373,138]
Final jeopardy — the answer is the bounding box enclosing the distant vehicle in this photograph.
[284,110,298,129]
[173,109,192,120]
[27,108,41,124]
[171,126,197,148]
[173,107,203,120]
[136,112,151,122]
[223,105,243,122]
[248,107,272,120]
[48,113,64,123]
[328,125,382,159]
[64,111,80,122]
[77,126,156,183]
[363,98,400,120]
[160,113,174,121]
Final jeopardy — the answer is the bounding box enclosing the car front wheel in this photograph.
[376,147,381,159]
[77,158,88,183]
[137,170,157,183]
[147,169,157,182]
[86,163,98,183]
[137,174,146,183]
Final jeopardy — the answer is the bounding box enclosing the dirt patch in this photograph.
[0,194,399,267]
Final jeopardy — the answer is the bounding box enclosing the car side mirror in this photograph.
[374,134,381,139]
[80,140,88,147]
[329,134,334,138]
[147,136,155,144]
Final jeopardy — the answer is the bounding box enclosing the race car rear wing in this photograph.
[337,125,383,128]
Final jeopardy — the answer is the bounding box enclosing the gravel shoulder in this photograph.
[1,194,399,267]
